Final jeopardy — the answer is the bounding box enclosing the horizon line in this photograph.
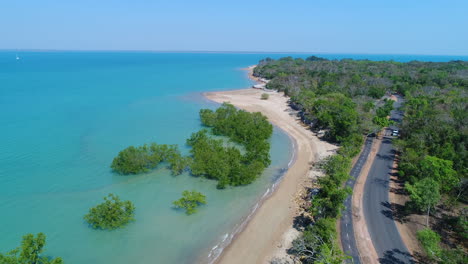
[1,49,468,57]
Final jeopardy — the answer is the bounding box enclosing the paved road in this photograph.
[362,96,414,263]
[341,136,374,263]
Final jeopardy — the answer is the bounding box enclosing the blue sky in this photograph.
[2,0,467,55]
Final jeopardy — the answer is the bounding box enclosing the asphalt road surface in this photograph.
[341,136,373,264]
[362,96,414,263]
[341,95,414,263]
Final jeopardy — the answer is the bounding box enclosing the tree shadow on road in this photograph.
[380,201,411,223]
[389,172,407,195]
[372,177,389,188]
[378,248,414,264]
[376,153,395,161]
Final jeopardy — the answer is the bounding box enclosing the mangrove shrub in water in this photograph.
[187,130,265,188]
[84,193,135,230]
[110,103,274,188]
[0,233,63,264]
[193,103,273,188]
[173,190,207,215]
[111,143,188,175]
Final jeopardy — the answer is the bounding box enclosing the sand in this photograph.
[204,68,337,263]
[389,156,425,257]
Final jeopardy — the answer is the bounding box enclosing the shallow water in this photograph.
[0,52,295,264]
[0,52,465,263]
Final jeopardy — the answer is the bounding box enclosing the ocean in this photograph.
[0,52,466,263]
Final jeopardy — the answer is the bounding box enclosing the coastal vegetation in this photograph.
[84,194,135,230]
[288,147,354,263]
[417,228,442,260]
[261,93,269,100]
[173,190,207,215]
[254,56,468,263]
[395,76,467,262]
[187,130,265,188]
[199,103,272,159]
[196,103,273,188]
[110,103,273,189]
[290,217,347,263]
[111,143,188,175]
[0,233,63,264]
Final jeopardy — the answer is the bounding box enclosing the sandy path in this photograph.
[204,88,337,264]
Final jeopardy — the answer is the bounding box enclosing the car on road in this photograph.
[392,129,399,136]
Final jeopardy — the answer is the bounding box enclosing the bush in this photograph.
[192,103,273,188]
[111,145,151,174]
[417,228,442,260]
[187,130,264,188]
[84,194,135,229]
[173,190,206,215]
[111,143,185,175]
[0,233,63,264]
[261,93,269,100]
[290,217,347,263]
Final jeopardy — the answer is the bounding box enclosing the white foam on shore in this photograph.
[288,142,296,168]
[204,77,298,264]
[205,137,297,264]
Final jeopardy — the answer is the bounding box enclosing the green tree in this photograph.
[0,233,63,264]
[406,178,441,226]
[187,130,240,188]
[290,218,347,264]
[84,194,135,229]
[310,93,359,142]
[418,155,459,193]
[311,186,352,219]
[372,116,390,127]
[199,109,217,127]
[315,243,348,264]
[417,228,441,260]
[111,143,187,175]
[111,145,150,174]
[442,247,468,264]
[376,99,394,118]
[253,56,468,263]
[173,190,206,215]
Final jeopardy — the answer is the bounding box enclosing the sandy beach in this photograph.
[204,67,337,263]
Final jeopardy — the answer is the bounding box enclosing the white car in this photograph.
[392,130,399,136]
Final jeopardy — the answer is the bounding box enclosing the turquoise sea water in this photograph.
[1,52,467,264]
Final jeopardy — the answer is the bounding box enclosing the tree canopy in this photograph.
[173,190,207,215]
[111,143,187,175]
[192,103,273,188]
[84,193,135,230]
[110,103,273,189]
[0,233,63,264]
[406,178,441,226]
[187,129,266,188]
[254,56,468,263]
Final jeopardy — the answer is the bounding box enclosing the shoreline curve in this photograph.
[202,66,337,264]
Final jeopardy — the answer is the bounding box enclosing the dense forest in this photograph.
[254,56,468,263]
